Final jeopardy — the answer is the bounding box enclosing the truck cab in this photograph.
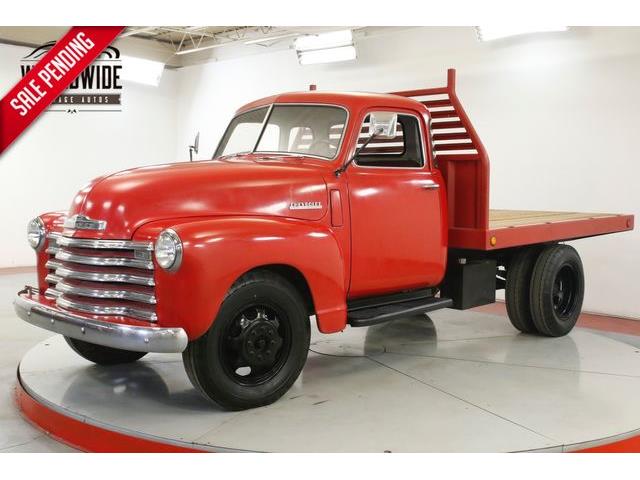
[15,69,634,410]
[216,92,448,297]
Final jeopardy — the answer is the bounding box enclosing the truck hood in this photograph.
[66,156,329,239]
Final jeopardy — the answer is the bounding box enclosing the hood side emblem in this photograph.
[64,214,107,231]
[290,201,322,210]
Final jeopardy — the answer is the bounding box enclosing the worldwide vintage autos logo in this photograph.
[289,201,323,210]
[20,42,122,114]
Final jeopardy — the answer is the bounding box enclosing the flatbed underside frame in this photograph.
[449,209,634,251]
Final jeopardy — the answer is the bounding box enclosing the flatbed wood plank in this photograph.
[489,209,616,229]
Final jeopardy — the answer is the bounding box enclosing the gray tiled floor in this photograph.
[0,271,76,452]
[5,268,640,452]
[17,295,640,452]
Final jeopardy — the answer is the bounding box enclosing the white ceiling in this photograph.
[0,26,405,68]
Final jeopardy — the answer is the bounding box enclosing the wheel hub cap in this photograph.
[242,320,283,367]
[225,307,285,376]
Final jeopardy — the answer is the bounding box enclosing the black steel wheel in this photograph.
[219,304,290,386]
[183,270,310,410]
[530,244,584,337]
[64,337,147,365]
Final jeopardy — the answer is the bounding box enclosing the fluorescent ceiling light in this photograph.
[294,29,353,51]
[476,26,568,42]
[298,45,356,66]
[120,55,165,86]
[295,30,356,66]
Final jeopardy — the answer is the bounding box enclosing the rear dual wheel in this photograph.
[505,248,540,334]
[530,244,584,336]
[506,244,584,337]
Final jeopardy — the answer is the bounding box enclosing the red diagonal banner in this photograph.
[0,26,124,154]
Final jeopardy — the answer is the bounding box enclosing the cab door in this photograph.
[346,110,446,298]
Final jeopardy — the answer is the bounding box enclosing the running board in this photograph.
[347,296,453,327]
[347,288,434,312]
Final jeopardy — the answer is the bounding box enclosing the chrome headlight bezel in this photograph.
[27,217,45,251]
[154,229,183,272]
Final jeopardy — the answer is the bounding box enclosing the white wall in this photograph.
[174,27,640,319]
[0,43,179,268]
[1,28,638,319]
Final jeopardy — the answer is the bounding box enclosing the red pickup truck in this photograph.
[15,69,634,410]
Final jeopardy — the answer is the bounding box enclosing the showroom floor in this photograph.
[4,269,640,452]
[0,271,76,452]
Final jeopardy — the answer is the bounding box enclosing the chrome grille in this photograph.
[45,233,157,322]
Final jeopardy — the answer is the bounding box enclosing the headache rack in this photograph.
[389,68,490,245]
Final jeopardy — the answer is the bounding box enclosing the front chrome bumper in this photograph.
[14,288,188,353]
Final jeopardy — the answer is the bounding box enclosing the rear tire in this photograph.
[64,337,147,365]
[182,270,311,411]
[505,248,540,334]
[530,244,584,337]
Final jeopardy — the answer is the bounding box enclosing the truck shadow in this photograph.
[60,361,218,412]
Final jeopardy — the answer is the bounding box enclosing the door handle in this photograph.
[422,183,440,190]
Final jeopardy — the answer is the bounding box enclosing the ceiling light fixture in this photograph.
[298,45,357,66]
[476,26,568,42]
[294,29,356,66]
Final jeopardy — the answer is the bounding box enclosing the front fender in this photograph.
[135,216,348,340]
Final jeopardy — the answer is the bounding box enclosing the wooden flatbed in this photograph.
[449,209,634,251]
[489,210,624,229]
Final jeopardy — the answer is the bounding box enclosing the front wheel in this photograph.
[530,244,584,337]
[182,271,311,410]
[64,337,147,365]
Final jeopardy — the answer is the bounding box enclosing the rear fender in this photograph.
[134,217,348,340]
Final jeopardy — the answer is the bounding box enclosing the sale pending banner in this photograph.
[0,26,124,154]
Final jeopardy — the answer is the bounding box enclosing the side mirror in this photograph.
[189,132,200,161]
[368,112,398,138]
[334,112,399,177]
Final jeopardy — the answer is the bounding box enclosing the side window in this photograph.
[355,113,424,168]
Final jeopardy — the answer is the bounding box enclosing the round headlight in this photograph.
[154,229,183,271]
[27,217,45,250]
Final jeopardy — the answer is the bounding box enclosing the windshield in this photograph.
[214,105,347,160]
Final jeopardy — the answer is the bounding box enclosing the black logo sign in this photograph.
[20,42,123,113]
